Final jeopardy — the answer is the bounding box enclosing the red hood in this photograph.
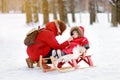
[80,26,84,36]
[45,22,58,36]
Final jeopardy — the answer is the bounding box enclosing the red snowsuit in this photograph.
[62,37,89,54]
[62,26,89,54]
[27,22,69,61]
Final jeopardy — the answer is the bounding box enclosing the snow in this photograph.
[0,13,120,80]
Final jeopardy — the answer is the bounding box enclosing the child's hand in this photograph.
[68,36,73,42]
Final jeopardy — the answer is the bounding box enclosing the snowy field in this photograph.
[0,13,120,80]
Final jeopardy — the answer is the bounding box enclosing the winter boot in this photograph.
[56,49,62,58]
[26,58,35,68]
[52,50,58,59]
[52,49,66,59]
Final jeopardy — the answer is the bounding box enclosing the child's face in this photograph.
[72,31,79,38]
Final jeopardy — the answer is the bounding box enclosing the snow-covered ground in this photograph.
[0,13,120,80]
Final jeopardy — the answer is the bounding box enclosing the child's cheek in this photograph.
[73,35,78,38]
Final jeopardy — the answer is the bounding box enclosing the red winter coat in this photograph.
[27,22,69,61]
[62,37,89,54]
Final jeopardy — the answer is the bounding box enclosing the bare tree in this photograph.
[51,0,57,20]
[32,0,39,23]
[89,0,96,25]
[42,0,49,24]
[2,0,7,13]
[109,0,120,26]
[57,0,68,23]
[0,0,1,12]
[117,0,120,24]
[69,0,76,22]
[21,0,25,13]
[25,0,32,24]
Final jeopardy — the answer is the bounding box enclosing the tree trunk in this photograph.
[71,11,75,22]
[51,0,57,20]
[117,0,120,24]
[89,1,96,25]
[2,0,7,13]
[42,0,49,24]
[69,0,75,22]
[22,0,25,13]
[25,0,32,24]
[32,0,39,23]
[111,4,117,26]
[57,0,68,23]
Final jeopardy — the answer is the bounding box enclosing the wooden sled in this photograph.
[39,54,94,72]
[50,56,95,72]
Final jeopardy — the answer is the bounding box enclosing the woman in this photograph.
[26,20,72,69]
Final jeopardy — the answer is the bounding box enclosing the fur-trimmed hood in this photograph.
[70,26,84,37]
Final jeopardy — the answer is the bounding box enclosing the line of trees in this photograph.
[25,0,99,25]
[1,0,120,26]
[25,0,69,24]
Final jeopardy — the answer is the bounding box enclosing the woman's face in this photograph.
[72,30,79,38]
